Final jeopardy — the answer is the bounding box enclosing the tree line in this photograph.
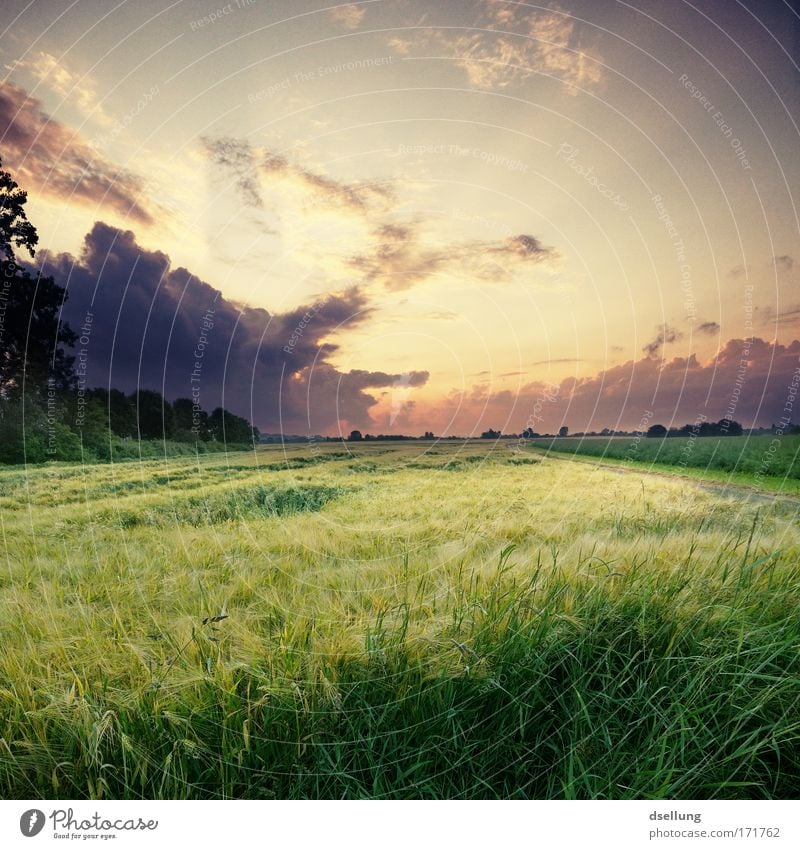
[0,157,259,465]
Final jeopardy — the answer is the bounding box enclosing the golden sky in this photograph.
[1,0,799,435]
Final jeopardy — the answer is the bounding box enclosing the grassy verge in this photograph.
[527,438,800,498]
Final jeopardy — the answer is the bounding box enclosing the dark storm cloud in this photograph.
[444,337,800,434]
[697,321,720,334]
[48,222,428,432]
[0,82,152,224]
[556,338,800,429]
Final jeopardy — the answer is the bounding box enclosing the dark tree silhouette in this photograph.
[0,156,76,398]
[0,160,38,262]
[209,406,258,444]
[131,389,174,440]
[647,424,668,438]
[348,429,363,441]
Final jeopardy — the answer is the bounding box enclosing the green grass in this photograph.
[532,435,800,492]
[0,442,798,799]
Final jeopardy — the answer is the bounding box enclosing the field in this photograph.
[0,440,799,799]
[535,435,800,490]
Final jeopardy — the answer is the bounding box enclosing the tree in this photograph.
[647,424,668,438]
[558,426,569,437]
[131,389,174,440]
[719,419,743,436]
[209,406,258,444]
[84,387,137,438]
[348,429,363,441]
[0,160,38,263]
[481,428,500,439]
[0,157,76,399]
[173,396,209,441]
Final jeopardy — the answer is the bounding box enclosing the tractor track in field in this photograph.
[528,446,800,512]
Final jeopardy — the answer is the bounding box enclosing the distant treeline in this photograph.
[0,155,260,466]
[644,420,747,437]
[0,387,260,465]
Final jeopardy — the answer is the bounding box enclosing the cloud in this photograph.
[349,222,557,290]
[697,321,720,334]
[202,138,557,292]
[49,222,429,433]
[5,52,112,125]
[203,137,392,217]
[0,82,152,224]
[391,2,603,92]
[386,36,413,55]
[201,137,559,292]
[773,254,794,271]
[771,305,800,326]
[348,222,446,290]
[204,137,264,209]
[262,150,392,213]
[642,324,683,357]
[405,337,800,435]
[330,4,366,29]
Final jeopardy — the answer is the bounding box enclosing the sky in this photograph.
[1,0,799,436]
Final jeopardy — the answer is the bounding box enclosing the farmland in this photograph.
[535,434,800,492]
[0,440,799,799]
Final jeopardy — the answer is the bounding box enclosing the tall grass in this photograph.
[0,443,798,798]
